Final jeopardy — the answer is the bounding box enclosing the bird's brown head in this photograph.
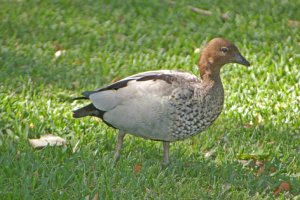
[198,38,250,79]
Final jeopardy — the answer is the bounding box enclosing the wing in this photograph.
[82,70,198,98]
[86,70,197,110]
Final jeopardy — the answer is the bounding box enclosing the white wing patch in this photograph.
[90,90,118,111]
[90,79,172,112]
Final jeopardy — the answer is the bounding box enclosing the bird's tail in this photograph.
[73,103,99,118]
[71,96,89,101]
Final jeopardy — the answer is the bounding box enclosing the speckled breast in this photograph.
[168,86,224,141]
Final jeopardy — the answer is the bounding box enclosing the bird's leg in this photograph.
[114,130,126,163]
[162,141,170,166]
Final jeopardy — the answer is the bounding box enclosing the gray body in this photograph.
[74,70,224,142]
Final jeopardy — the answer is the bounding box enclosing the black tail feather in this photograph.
[71,96,89,101]
[73,104,116,128]
[73,103,104,118]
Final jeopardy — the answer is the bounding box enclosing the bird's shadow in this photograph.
[155,154,299,198]
[120,125,300,198]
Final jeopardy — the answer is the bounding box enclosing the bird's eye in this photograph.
[220,47,229,53]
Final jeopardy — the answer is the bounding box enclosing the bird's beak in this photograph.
[235,53,250,66]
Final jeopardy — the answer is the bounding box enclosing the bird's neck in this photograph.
[198,61,222,84]
[198,63,224,104]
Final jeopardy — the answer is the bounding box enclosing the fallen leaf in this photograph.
[270,166,276,173]
[273,187,281,195]
[53,43,63,51]
[273,181,291,195]
[237,159,250,165]
[256,163,265,176]
[255,160,264,167]
[280,181,291,191]
[134,164,142,174]
[29,134,66,148]
[243,123,253,129]
[237,159,257,169]
[188,5,230,20]
[268,140,275,145]
[288,19,300,28]
[204,149,216,158]
[188,6,212,16]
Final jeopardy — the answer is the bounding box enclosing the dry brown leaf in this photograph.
[254,160,266,176]
[268,140,275,145]
[280,182,291,191]
[243,123,253,129]
[134,164,142,174]
[273,187,281,195]
[255,160,264,167]
[288,19,300,28]
[270,166,276,173]
[188,5,230,20]
[188,6,212,16]
[256,163,265,176]
[53,43,63,51]
[237,160,250,165]
[29,134,66,148]
[273,181,291,195]
[204,149,216,158]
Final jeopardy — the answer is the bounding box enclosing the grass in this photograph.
[0,0,299,199]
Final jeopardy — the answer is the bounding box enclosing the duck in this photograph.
[73,38,250,165]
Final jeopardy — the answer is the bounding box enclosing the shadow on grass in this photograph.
[166,158,299,197]
[130,124,300,198]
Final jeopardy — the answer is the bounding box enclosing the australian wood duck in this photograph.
[73,38,250,165]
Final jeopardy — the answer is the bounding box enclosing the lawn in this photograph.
[0,0,299,199]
